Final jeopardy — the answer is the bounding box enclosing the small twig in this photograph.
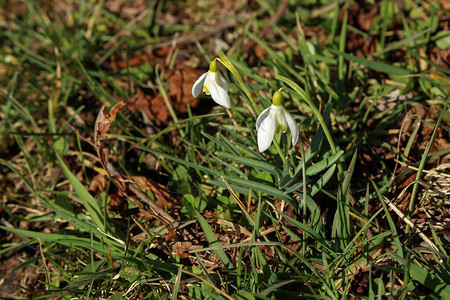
[241,227,276,244]
[38,238,51,287]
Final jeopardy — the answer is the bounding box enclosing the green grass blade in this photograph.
[278,212,334,254]
[391,252,450,298]
[55,151,106,232]
[195,211,233,270]
[223,176,295,207]
[328,49,410,76]
[372,182,404,257]
[309,164,337,197]
[403,118,421,159]
[305,150,343,176]
[216,152,281,178]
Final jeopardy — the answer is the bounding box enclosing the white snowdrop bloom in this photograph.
[256,90,299,153]
[192,59,230,108]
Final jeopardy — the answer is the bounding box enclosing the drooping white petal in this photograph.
[256,106,272,131]
[282,107,299,146]
[192,72,208,97]
[218,73,229,92]
[209,73,231,108]
[257,107,277,152]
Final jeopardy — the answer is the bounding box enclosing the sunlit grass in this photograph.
[1,0,449,299]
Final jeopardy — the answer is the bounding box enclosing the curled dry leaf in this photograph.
[94,101,126,138]
[94,101,126,164]
[89,173,107,193]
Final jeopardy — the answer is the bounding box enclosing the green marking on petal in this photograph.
[276,124,286,133]
[203,85,210,95]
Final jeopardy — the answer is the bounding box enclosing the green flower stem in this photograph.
[272,136,287,165]
[277,76,344,178]
[301,96,344,176]
[218,52,287,163]
[218,52,260,115]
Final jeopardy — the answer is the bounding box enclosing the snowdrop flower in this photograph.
[256,90,299,153]
[192,59,231,108]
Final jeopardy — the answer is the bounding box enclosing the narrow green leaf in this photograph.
[372,182,404,257]
[329,48,410,76]
[310,164,337,197]
[171,269,183,300]
[208,179,251,196]
[284,177,313,194]
[306,150,343,176]
[0,225,121,252]
[55,151,105,231]
[216,152,281,178]
[195,211,233,270]
[375,27,432,56]
[404,118,421,159]
[278,212,334,254]
[338,11,348,93]
[214,157,247,179]
[391,252,450,298]
[140,146,220,177]
[276,75,310,103]
[234,142,266,160]
[223,176,295,207]
[202,132,236,154]
[342,150,357,194]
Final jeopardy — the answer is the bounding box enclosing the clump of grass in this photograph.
[1,1,449,299]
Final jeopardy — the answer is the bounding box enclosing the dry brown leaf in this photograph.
[95,101,126,137]
[437,45,450,70]
[440,0,450,11]
[89,173,107,193]
[172,241,203,259]
[126,61,202,123]
[93,101,126,165]
[131,175,176,208]
[104,0,147,19]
